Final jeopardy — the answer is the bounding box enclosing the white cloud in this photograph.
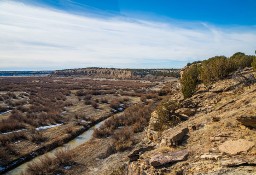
[0,1,255,70]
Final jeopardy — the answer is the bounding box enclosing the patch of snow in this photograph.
[61,111,67,114]
[0,110,11,115]
[14,140,21,144]
[1,129,27,135]
[117,107,124,112]
[119,103,125,107]
[36,123,63,131]
[64,165,72,170]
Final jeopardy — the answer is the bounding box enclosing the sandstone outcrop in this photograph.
[176,108,196,117]
[218,139,255,155]
[160,127,189,147]
[149,149,189,167]
[127,68,256,175]
[237,115,256,128]
[128,145,155,162]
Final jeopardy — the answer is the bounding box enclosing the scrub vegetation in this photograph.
[0,75,172,173]
[181,52,256,98]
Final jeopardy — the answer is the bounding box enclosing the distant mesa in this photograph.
[50,67,180,79]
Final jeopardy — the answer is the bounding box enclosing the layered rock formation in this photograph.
[126,68,256,175]
[51,68,180,79]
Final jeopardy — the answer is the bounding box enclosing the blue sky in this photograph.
[0,0,256,70]
[21,0,256,25]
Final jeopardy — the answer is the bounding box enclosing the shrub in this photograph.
[110,99,120,110]
[230,52,254,70]
[181,64,199,98]
[112,127,133,151]
[153,100,181,131]
[0,119,25,133]
[84,94,92,101]
[93,104,154,138]
[25,149,75,175]
[140,95,147,103]
[27,130,47,144]
[158,89,168,96]
[26,155,58,175]
[0,132,27,146]
[100,98,108,104]
[0,105,8,113]
[84,100,92,105]
[0,148,8,164]
[54,149,75,166]
[252,58,256,71]
[199,56,230,84]
[91,101,99,109]
[181,52,256,98]
[93,124,112,138]
[76,90,86,96]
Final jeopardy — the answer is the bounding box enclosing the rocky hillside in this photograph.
[51,68,180,79]
[127,68,256,175]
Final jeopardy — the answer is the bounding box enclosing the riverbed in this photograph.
[5,120,104,175]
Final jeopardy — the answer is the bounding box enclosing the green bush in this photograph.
[229,52,254,70]
[181,64,199,98]
[153,100,181,131]
[252,58,256,71]
[180,52,256,99]
[199,56,230,84]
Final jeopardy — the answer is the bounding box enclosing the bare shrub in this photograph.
[0,116,25,133]
[100,98,108,104]
[54,149,75,166]
[25,149,75,175]
[27,130,47,144]
[112,127,133,151]
[26,155,58,175]
[110,99,120,110]
[91,101,99,109]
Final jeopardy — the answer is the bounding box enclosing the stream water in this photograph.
[5,120,105,175]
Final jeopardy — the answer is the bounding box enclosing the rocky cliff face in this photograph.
[51,68,133,79]
[51,68,180,79]
[126,68,256,175]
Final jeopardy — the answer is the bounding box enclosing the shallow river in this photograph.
[6,120,104,175]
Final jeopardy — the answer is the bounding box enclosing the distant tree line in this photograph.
[181,52,256,98]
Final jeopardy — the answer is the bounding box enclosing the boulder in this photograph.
[210,136,224,142]
[221,157,256,167]
[221,158,247,167]
[218,139,255,155]
[149,150,189,167]
[237,115,256,128]
[200,153,221,160]
[176,108,196,116]
[161,127,189,146]
[128,145,155,162]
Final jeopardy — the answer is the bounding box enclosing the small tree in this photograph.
[181,64,199,98]
[153,100,181,131]
[252,58,256,71]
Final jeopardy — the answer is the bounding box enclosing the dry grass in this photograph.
[0,132,27,146]
[0,76,161,167]
[24,149,75,175]
[26,130,47,144]
[93,103,153,139]
[112,127,133,151]
[0,119,25,133]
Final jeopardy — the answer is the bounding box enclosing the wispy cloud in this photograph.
[0,1,255,70]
